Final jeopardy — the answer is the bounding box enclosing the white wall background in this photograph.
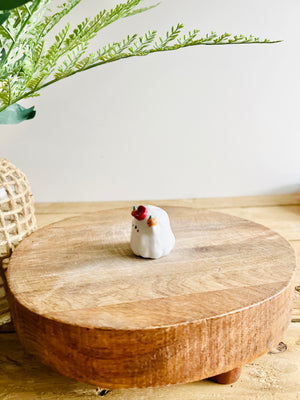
[1,0,300,202]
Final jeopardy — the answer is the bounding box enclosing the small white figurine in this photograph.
[130,205,175,259]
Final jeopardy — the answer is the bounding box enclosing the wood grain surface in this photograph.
[0,323,299,400]
[32,196,300,321]
[6,206,296,389]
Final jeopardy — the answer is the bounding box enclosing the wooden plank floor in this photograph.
[1,195,300,399]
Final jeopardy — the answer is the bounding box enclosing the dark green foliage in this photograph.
[0,11,10,25]
[0,0,31,11]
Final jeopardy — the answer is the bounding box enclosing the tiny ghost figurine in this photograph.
[130,205,175,259]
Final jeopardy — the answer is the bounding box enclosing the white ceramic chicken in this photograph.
[130,205,175,259]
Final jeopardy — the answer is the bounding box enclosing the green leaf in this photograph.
[0,0,32,11]
[0,103,35,124]
[0,11,9,24]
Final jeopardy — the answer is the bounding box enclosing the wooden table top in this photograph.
[8,206,295,329]
[6,205,296,389]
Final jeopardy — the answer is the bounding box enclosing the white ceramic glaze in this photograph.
[130,205,175,259]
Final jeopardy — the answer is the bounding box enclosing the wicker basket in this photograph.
[0,158,37,330]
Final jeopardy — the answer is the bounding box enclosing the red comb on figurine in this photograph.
[132,205,148,221]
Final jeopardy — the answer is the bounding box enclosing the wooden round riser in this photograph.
[6,207,295,389]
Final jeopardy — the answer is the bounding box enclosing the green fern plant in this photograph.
[0,0,280,124]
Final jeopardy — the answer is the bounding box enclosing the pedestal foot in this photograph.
[210,366,242,384]
[96,388,111,396]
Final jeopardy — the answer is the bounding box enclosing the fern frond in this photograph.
[40,23,70,70]
[115,34,138,54]
[192,31,218,44]
[97,34,138,60]
[23,91,40,98]
[177,29,200,45]
[64,17,90,47]
[154,23,183,49]
[0,67,9,80]
[32,39,44,65]
[0,0,280,120]
[29,0,82,47]
[21,39,44,75]
[10,5,31,26]
[125,2,160,17]
[0,78,11,108]
[129,30,156,53]
[26,72,47,91]
[0,0,47,70]
[62,0,146,51]
[54,43,88,80]
[0,24,14,41]
[74,55,91,71]
[42,0,81,37]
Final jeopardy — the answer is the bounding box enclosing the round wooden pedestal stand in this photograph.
[6,207,295,390]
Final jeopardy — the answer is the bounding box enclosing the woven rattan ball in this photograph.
[0,158,37,260]
[0,159,37,330]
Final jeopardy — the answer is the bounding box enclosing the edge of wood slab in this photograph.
[8,280,294,389]
[7,207,296,389]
